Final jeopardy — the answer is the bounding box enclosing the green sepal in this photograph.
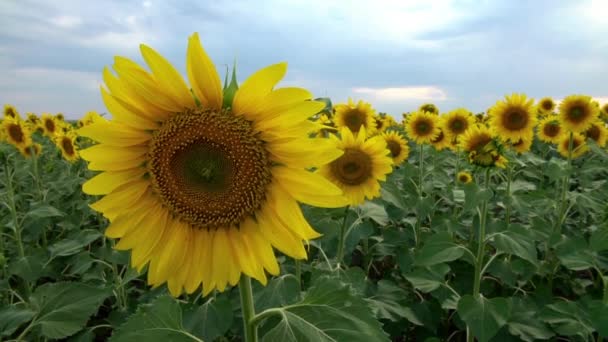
[222,59,239,110]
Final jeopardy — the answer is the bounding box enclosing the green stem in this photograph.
[4,159,25,258]
[415,144,424,246]
[30,149,48,248]
[505,164,512,226]
[467,168,491,342]
[294,259,301,286]
[336,206,350,269]
[239,275,257,342]
[555,132,574,235]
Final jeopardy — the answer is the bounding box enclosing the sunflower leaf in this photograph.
[457,295,511,342]
[259,276,390,342]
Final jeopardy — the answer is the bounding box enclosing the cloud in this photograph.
[352,86,448,102]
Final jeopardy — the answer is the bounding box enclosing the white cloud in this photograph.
[353,86,448,102]
[50,15,82,28]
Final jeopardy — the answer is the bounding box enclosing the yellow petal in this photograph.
[90,180,150,219]
[167,227,194,297]
[268,184,321,240]
[227,227,257,281]
[201,229,216,296]
[80,144,148,164]
[101,87,160,130]
[114,201,164,247]
[87,155,147,172]
[212,229,231,292]
[140,44,195,110]
[83,168,146,195]
[184,229,206,294]
[239,230,268,284]
[257,205,307,259]
[186,33,223,110]
[232,63,287,117]
[147,219,188,286]
[241,218,279,276]
[273,167,349,208]
[254,101,325,131]
[78,121,151,146]
[267,138,342,168]
[129,209,170,271]
[254,87,313,121]
[105,197,155,238]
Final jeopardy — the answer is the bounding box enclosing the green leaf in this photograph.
[366,280,422,324]
[48,229,103,258]
[0,305,36,336]
[463,183,493,213]
[24,204,64,220]
[404,263,451,293]
[504,298,554,341]
[414,232,466,266]
[457,295,511,342]
[260,277,389,342]
[590,226,608,252]
[110,296,196,342]
[183,296,233,342]
[254,275,300,312]
[586,300,608,337]
[9,252,50,282]
[489,225,538,265]
[555,236,596,271]
[539,301,594,338]
[29,282,110,339]
[356,201,389,225]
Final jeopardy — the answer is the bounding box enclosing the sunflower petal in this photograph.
[83,168,146,195]
[186,33,223,110]
[232,63,287,118]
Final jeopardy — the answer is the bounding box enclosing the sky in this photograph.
[1,0,607,119]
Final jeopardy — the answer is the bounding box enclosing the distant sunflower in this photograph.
[489,93,536,141]
[431,126,451,151]
[475,113,488,124]
[55,133,79,162]
[418,103,439,115]
[319,127,393,205]
[457,171,473,184]
[374,115,387,133]
[442,109,474,141]
[2,117,31,149]
[78,111,106,128]
[508,134,533,154]
[20,143,42,158]
[405,111,440,144]
[79,33,347,297]
[557,133,588,159]
[600,103,608,122]
[585,121,607,147]
[381,131,409,165]
[460,125,507,168]
[537,117,562,144]
[40,113,58,137]
[558,95,599,133]
[333,99,376,135]
[3,104,19,120]
[537,97,556,116]
[55,113,65,121]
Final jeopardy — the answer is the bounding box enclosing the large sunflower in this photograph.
[333,98,376,135]
[2,117,31,150]
[558,95,600,133]
[585,121,607,147]
[79,33,348,297]
[381,131,409,165]
[442,108,474,141]
[557,133,588,159]
[489,93,536,141]
[537,117,562,144]
[537,97,556,116]
[460,125,507,168]
[319,127,393,206]
[405,111,440,144]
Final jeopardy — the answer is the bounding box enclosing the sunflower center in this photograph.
[45,119,55,133]
[330,148,372,186]
[6,108,15,117]
[415,120,431,135]
[502,109,528,130]
[375,118,384,129]
[543,122,560,137]
[458,174,468,182]
[344,110,366,133]
[61,138,75,156]
[586,125,600,141]
[148,108,271,229]
[386,140,401,158]
[8,124,25,143]
[449,119,465,133]
[568,106,586,122]
[541,101,553,111]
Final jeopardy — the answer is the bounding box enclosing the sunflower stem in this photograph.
[239,275,257,342]
[415,144,424,247]
[467,168,491,342]
[555,132,574,235]
[29,148,47,248]
[4,158,25,259]
[294,259,301,286]
[336,206,351,270]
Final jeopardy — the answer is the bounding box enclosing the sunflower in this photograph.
[537,117,562,144]
[489,93,536,142]
[585,121,607,147]
[55,133,79,162]
[2,117,31,150]
[508,134,533,154]
[600,103,608,122]
[3,104,20,120]
[381,131,409,165]
[537,97,555,116]
[55,113,65,121]
[79,33,348,297]
[457,171,473,184]
[558,95,600,133]
[373,115,387,133]
[475,113,488,124]
[78,111,106,128]
[418,103,439,115]
[319,127,392,205]
[405,111,440,144]
[20,143,42,158]
[460,125,507,168]
[431,126,451,151]
[333,98,376,135]
[442,108,474,141]
[40,113,58,137]
[557,133,588,159]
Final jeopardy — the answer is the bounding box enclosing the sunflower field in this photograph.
[1,34,608,342]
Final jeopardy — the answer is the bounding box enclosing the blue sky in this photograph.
[1,0,607,119]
